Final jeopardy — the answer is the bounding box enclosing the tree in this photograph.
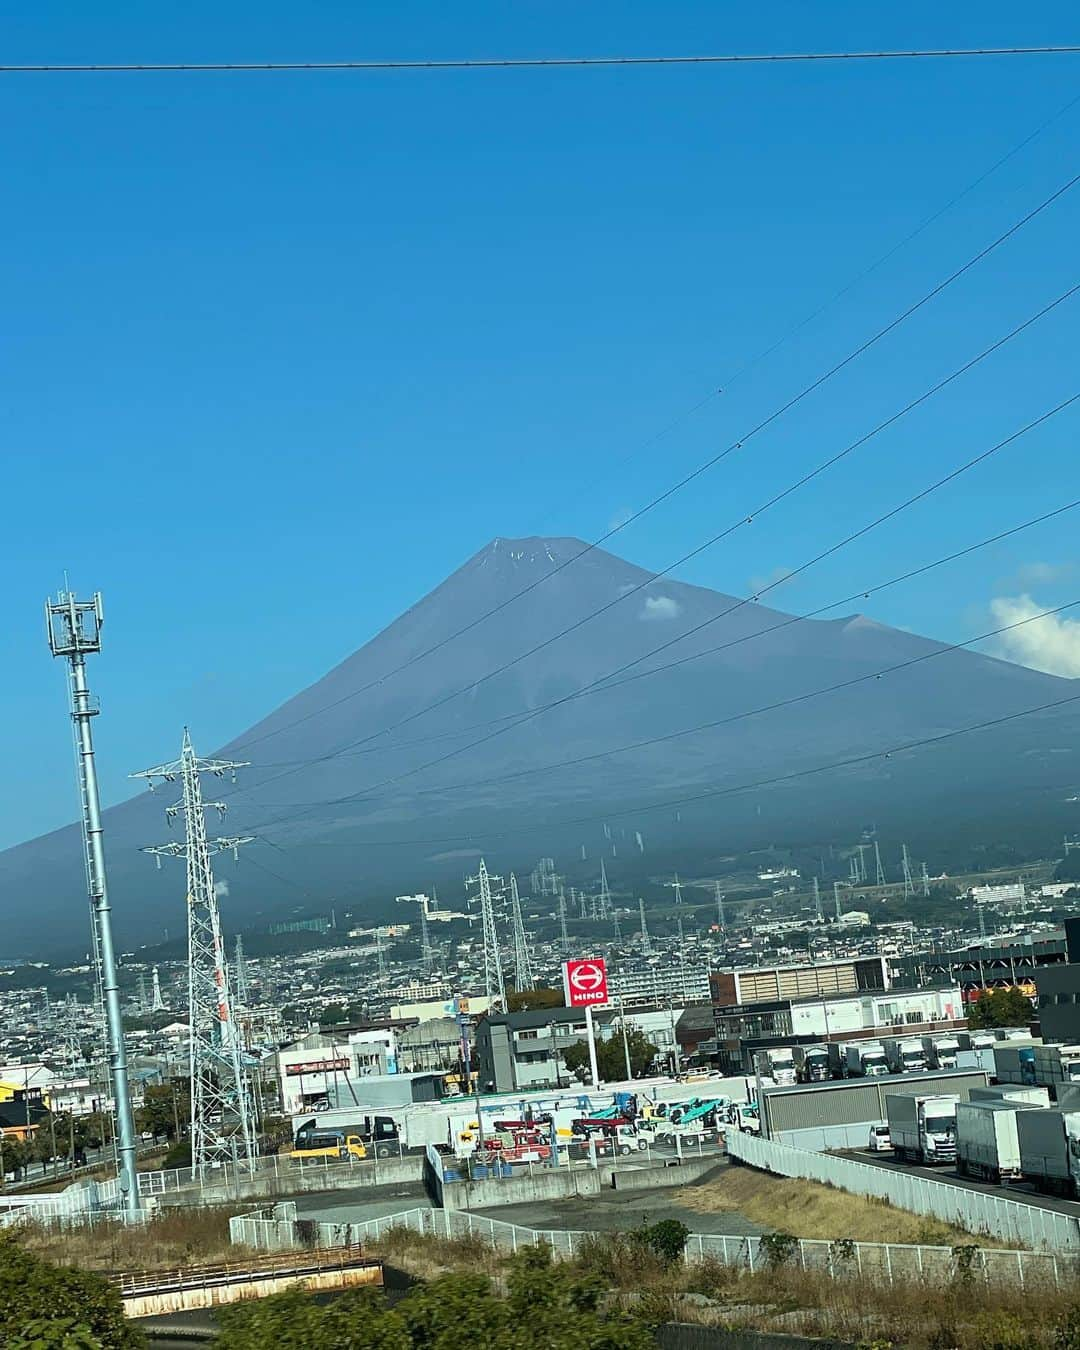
[135,1083,189,1142]
[563,1028,658,1081]
[0,1239,143,1349]
[1,1135,31,1181]
[506,987,563,1012]
[967,986,1033,1031]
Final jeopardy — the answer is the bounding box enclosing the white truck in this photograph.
[969,1084,1050,1108]
[885,1037,928,1074]
[955,1099,1030,1182]
[923,1035,962,1069]
[846,1041,888,1078]
[1017,1108,1080,1198]
[885,1093,958,1165]
[762,1048,797,1086]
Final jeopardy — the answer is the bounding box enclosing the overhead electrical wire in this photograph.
[229,290,1080,821]
[250,689,1080,851]
[231,497,1080,773]
[228,166,1080,760]
[5,46,1079,74]
[244,389,1079,832]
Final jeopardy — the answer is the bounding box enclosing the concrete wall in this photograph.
[165,1155,423,1207]
[440,1156,723,1210]
[123,1263,382,1319]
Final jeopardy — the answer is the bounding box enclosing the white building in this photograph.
[276,1027,400,1115]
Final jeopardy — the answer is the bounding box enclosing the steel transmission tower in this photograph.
[873,841,886,887]
[134,730,256,1174]
[233,935,249,1008]
[833,881,843,920]
[812,877,823,923]
[467,859,506,1008]
[901,844,916,898]
[46,590,142,1215]
[639,899,653,956]
[714,881,727,931]
[598,858,612,919]
[151,966,166,1012]
[921,861,931,897]
[556,884,569,954]
[508,872,534,990]
[665,873,684,906]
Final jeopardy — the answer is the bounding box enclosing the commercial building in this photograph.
[713,984,964,1075]
[1034,964,1080,1043]
[276,1027,399,1115]
[890,931,1066,1002]
[612,962,710,1006]
[710,955,889,1008]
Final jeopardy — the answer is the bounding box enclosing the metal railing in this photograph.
[114,1245,375,1297]
[228,1205,1080,1287]
[727,1130,1080,1253]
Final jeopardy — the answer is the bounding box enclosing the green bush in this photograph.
[0,1239,143,1349]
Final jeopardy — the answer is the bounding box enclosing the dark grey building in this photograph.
[473,1007,590,1092]
[1034,962,1080,1043]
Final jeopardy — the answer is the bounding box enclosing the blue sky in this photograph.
[2,2,1079,849]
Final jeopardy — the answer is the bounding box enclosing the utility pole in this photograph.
[639,899,653,956]
[45,590,141,1215]
[467,859,505,1009]
[873,841,886,887]
[134,729,256,1174]
[508,872,534,991]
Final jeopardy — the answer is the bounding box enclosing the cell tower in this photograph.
[873,841,886,887]
[467,859,506,1008]
[714,881,727,930]
[833,881,843,920]
[556,884,570,953]
[151,966,166,1012]
[45,589,141,1214]
[812,877,823,923]
[639,899,653,956]
[134,729,256,1174]
[901,844,916,898]
[508,872,534,991]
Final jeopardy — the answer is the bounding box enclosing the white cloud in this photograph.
[640,595,682,621]
[747,566,795,599]
[214,879,230,899]
[990,593,1080,677]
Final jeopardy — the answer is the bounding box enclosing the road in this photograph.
[841,1147,1080,1219]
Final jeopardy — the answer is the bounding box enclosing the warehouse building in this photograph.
[757,1068,990,1148]
[710,955,889,1008]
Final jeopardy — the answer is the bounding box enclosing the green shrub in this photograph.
[0,1239,143,1349]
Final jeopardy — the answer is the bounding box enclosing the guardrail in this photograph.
[229,1204,1080,1288]
[727,1129,1080,1253]
[113,1246,373,1298]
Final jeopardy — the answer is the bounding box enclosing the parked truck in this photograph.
[970,1084,1050,1108]
[843,1041,889,1078]
[885,1093,958,1164]
[794,1045,831,1083]
[756,1047,797,1086]
[922,1034,964,1070]
[885,1037,928,1074]
[1017,1108,1080,1198]
[994,1042,1039,1087]
[955,1099,1030,1182]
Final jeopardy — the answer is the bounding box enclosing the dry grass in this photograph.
[367,1227,1080,1349]
[678,1165,1008,1247]
[15,1207,243,1273]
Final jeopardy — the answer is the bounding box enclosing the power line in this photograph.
[259,688,1080,850]
[247,496,1080,776]
[227,166,1080,761]
[241,343,1080,827]
[5,47,1079,74]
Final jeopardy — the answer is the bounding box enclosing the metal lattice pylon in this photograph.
[134,730,256,1174]
[639,898,653,956]
[508,872,534,990]
[467,858,505,1008]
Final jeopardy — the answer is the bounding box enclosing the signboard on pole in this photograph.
[562,958,609,1007]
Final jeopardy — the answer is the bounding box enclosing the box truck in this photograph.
[794,1045,831,1083]
[969,1084,1050,1108]
[922,1034,964,1070]
[885,1037,928,1074]
[846,1041,888,1078]
[756,1047,797,1086]
[955,1099,1031,1182]
[886,1093,958,1164]
[1018,1108,1080,1198]
[993,1042,1039,1086]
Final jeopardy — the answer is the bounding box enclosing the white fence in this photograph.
[728,1129,1080,1253]
[228,1204,1080,1288]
